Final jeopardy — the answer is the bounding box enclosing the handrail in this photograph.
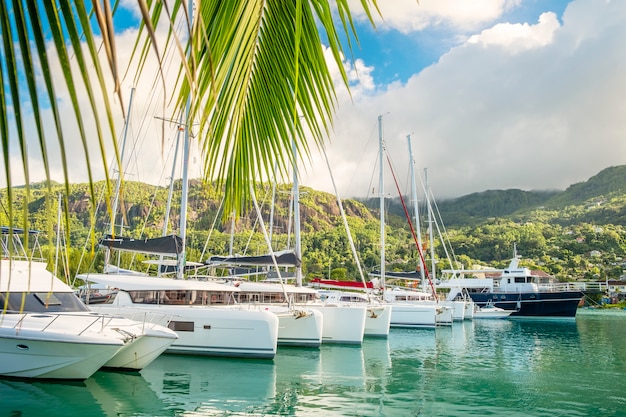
[5,311,132,338]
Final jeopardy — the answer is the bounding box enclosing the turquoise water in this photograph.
[2,309,626,416]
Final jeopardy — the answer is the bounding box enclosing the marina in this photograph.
[2,308,625,416]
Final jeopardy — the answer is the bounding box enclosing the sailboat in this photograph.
[80,87,279,358]
[205,148,367,345]
[203,242,324,348]
[374,115,447,328]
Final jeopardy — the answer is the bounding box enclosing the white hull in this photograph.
[474,306,512,319]
[434,304,454,325]
[223,305,323,348]
[305,304,366,344]
[364,304,392,337]
[0,314,124,379]
[91,303,278,359]
[388,303,438,328]
[464,300,475,320]
[449,300,466,321]
[315,290,390,338]
[101,319,178,370]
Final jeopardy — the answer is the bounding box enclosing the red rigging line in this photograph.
[384,152,438,300]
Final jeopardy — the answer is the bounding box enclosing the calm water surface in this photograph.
[2,308,626,417]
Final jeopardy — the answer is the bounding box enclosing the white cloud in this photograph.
[351,0,520,33]
[467,12,560,52]
[302,0,626,201]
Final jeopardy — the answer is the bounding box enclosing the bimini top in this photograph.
[79,273,240,292]
[206,250,301,268]
[99,234,183,257]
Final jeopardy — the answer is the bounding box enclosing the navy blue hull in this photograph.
[468,291,583,317]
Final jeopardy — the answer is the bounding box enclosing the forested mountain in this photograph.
[3,166,626,283]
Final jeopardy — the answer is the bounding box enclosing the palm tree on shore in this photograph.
[0,0,379,243]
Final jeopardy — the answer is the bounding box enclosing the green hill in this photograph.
[3,165,626,282]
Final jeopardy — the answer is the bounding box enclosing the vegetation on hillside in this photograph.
[3,165,626,286]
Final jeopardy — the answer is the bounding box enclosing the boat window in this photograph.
[34,292,62,306]
[208,292,226,305]
[128,290,155,303]
[515,277,525,283]
[0,292,90,313]
[168,321,194,332]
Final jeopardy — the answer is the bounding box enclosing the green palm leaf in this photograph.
[0,0,378,252]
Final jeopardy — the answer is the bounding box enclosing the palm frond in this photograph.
[130,0,378,218]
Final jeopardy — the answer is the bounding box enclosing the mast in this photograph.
[105,87,135,270]
[293,139,302,287]
[110,86,135,236]
[425,168,436,281]
[176,0,194,279]
[159,113,183,276]
[407,135,426,286]
[378,114,386,289]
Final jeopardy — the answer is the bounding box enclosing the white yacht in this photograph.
[0,308,125,379]
[80,273,279,359]
[0,228,177,378]
[228,279,366,345]
[226,280,323,347]
[205,255,366,345]
[382,287,453,328]
[473,303,513,319]
[1,260,178,372]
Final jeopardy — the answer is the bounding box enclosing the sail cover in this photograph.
[369,270,422,279]
[206,250,301,268]
[99,234,183,257]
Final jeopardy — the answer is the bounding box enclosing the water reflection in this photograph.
[140,354,276,415]
[0,378,97,417]
[2,311,626,416]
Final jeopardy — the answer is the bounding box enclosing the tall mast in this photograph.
[158,112,183,276]
[293,139,302,287]
[425,168,436,281]
[110,86,135,236]
[176,0,194,279]
[408,135,426,286]
[378,114,386,289]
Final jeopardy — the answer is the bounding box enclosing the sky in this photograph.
[5,0,626,203]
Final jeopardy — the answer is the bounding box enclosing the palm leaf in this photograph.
[130,0,379,217]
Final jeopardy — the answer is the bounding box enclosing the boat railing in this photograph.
[8,311,122,337]
[1,227,45,262]
[100,308,176,328]
[537,282,604,293]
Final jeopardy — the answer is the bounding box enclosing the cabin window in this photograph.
[0,292,89,312]
[128,290,155,303]
[208,292,226,305]
[515,277,525,283]
[34,292,62,306]
[168,321,195,332]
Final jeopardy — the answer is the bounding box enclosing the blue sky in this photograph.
[349,1,571,85]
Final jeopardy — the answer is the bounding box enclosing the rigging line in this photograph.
[199,195,225,261]
[73,181,109,286]
[321,145,371,299]
[384,151,437,299]
[242,184,273,257]
[417,172,459,271]
[249,184,292,309]
[428,187,459,269]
